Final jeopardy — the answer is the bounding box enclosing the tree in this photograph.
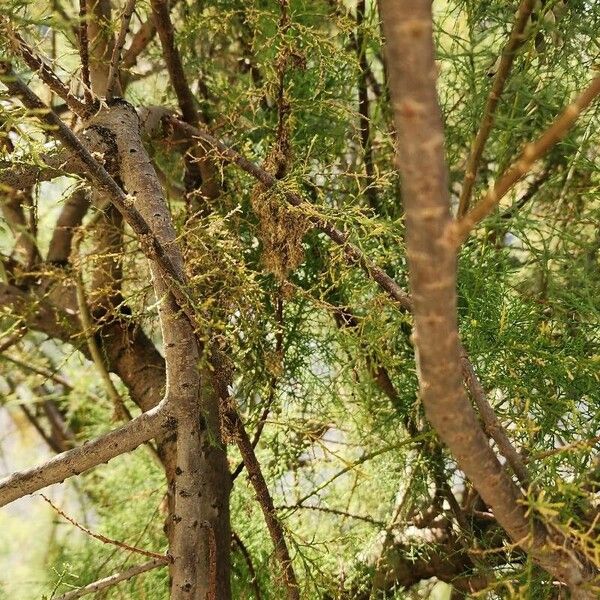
[0,0,598,598]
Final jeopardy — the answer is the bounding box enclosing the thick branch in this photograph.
[0,404,166,506]
[380,1,594,594]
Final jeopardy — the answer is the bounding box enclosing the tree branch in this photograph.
[0,404,166,506]
[457,0,535,217]
[105,0,137,100]
[1,18,89,116]
[380,1,594,594]
[53,558,168,600]
[42,493,166,560]
[454,74,600,244]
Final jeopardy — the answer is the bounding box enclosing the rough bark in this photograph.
[91,102,231,600]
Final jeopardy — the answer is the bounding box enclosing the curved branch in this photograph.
[379,1,595,594]
[454,74,600,244]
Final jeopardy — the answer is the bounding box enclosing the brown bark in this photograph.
[1,63,232,597]
[379,1,595,595]
[457,0,536,217]
[91,102,231,600]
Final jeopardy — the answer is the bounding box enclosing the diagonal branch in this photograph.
[0,404,166,507]
[166,116,413,311]
[149,0,198,125]
[224,402,299,600]
[53,558,168,600]
[453,74,600,245]
[42,494,166,560]
[1,18,89,116]
[457,0,535,217]
[150,0,219,201]
[0,64,198,329]
[78,0,93,103]
[379,1,594,594]
[169,116,535,483]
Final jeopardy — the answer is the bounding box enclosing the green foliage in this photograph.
[0,0,599,598]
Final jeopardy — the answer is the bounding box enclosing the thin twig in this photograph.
[531,436,600,461]
[454,75,600,244]
[78,0,93,103]
[225,403,300,600]
[106,0,137,100]
[19,403,64,454]
[232,293,283,481]
[1,353,74,391]
[356,0,379,212]
[232,531,262,600]
[72,223,132,422]
[168,117,413,311]
[457,0,535,216]
[277,503,386,527]
[41,494,166,560]
[53,558,168,600]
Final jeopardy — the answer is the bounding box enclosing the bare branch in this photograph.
[454,74,600,245]
[121,0,181,76]
[457,0,535,217]
[149,0,220,202]
[78,0,93,103]
[105,0,137,100]
[47,188,90,265]
[380,0,594,593]
[0,404,166,506]
[356,0,379,213]
[222,397,299,600]
[461,355,530,488]
[53,558,168,600]
[232,531,262,600]
[149,0,198,125]
[167,116,413,311]
[72,221,132,421]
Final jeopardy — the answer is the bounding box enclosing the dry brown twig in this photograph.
[105,0,137,100]
[53,558,168,600]
[1,17,89,116]
[41,493,167,561]
[78,0,93,103]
